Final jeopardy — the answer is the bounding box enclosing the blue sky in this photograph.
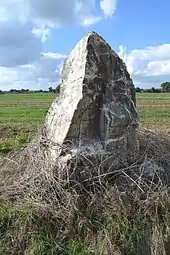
[44,0,170,52]
[0,0,170,90]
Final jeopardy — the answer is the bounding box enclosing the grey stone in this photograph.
[43,31,139,167]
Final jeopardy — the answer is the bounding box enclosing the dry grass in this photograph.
[0,129,170,254]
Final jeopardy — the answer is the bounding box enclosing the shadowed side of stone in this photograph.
[43,31,139,166]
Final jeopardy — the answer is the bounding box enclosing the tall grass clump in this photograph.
[0,129,170,254]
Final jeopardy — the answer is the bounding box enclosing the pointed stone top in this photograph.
[84,31,102,38]
[61,30,117,84]
[83,31,106,40]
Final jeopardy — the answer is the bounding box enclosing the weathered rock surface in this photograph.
[43,31,139,167]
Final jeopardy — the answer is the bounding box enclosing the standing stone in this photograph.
[43,31,139,166]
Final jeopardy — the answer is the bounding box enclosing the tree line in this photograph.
[0,82,170,94]
[0,86,60,94]
[136,82,170,93]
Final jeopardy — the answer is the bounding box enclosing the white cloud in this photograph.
[81,16,102,26]
[0,0,110,28]
[100,0,116,17]
[0,21,41,67]
[27,0,117,27]
[146,60,170,76]
[28,0,85,27]
[0,0,168,91]
[0,0,117,91]
[32,28,50,42]
[0,53,66,91]
[118,44,170,88]
[0,0,117,28]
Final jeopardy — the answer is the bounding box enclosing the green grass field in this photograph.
[0,92,170,155]
[137,93,170,132]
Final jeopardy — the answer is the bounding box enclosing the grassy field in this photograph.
[0,92,170,155]
[0,92,170,254]
[0,93,56,155]
[137,93,170,132]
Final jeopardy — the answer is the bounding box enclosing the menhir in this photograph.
[43,31,139,169]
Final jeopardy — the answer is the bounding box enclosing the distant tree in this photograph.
[135,87,142,92]
[151,87,156,93]
[154,88,161,93]
[21,88,26,93]
[142,87,162,93]
[161,82,170,92]
[143,89,152,93]
[10,89,17,93]
[48,87,53,93]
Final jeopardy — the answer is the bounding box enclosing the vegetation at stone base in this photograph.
[0,129,170,254]
[0,202,91,255]
[0,188,170,255]
[0,201,90,255]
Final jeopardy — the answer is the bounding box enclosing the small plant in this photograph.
[0,133,32,156]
